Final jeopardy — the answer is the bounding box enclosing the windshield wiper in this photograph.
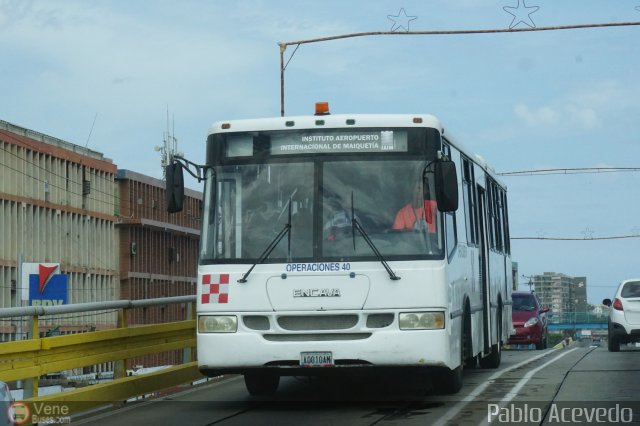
[237,198,292,283]
[350,192,400,281]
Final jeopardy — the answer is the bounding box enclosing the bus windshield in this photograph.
[200,158,444,264]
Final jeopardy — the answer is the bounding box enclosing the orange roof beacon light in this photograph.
[315,102,330,116]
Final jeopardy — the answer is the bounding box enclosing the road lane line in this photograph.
[432,350,558,426]
[478,348,578,426]
[501,348,577,403]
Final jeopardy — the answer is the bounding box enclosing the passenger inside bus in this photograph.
[291,189,313,252]
[392,181,437,233]
[323,193,357,241]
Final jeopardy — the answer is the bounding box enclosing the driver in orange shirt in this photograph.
[392,181,437,233]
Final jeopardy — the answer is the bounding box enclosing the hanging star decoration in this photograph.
[387,8,418,32]
[503,0,540,29]
[581,227,595,240]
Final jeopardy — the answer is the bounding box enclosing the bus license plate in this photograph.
[300,352,333,367]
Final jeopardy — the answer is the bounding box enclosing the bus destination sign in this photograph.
[271,130,408,155]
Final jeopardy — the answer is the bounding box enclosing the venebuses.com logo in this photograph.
[7,402,30,425]
[7,401,72,425]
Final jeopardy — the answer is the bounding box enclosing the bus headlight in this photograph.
[198,315,238,333]
[399,312,445,330]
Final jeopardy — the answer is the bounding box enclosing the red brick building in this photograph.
[115,169,201,367]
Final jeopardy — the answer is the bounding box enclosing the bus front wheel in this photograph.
[433,323,464,394]
[434,364,463,394]
[244,372,280,396]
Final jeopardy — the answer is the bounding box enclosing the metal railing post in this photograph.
[182,302,195,363]
[23,314,39,398]
[113,308,127,380]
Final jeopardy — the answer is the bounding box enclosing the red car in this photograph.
[509,291,550,349]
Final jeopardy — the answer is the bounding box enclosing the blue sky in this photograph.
[1,0,639,304]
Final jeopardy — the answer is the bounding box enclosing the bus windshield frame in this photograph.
[199,127,445,265]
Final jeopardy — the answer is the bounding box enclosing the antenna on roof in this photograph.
[85,112,98,148]
[155,106,182,180]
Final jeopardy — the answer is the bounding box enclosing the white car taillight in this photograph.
[613,298,624,311]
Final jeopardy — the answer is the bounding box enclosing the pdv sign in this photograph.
[22,263,68,306]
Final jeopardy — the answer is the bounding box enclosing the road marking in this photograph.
[432,349,561,426]
[501,348,577,403]
[477,348,578,426]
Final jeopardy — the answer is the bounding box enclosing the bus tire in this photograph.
[462,307,476,368]
[607,321,620,352]
[480,343,501,369]
[434,365,462,394]
[244,372,280,396]
[479,310,502,369]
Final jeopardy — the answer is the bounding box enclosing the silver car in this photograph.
[603,279,640,352]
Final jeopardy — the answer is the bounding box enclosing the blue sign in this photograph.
[29,274,68,306]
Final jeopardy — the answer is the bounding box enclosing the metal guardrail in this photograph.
[546,312,608,324]
[0,295,200,423]
[0,295,196,318]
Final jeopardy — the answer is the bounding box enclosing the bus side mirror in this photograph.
[433,160,458,212]
[166,162,185,213]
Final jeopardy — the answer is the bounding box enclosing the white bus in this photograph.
[166,104,513,395]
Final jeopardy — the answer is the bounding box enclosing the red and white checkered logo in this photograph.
[201,274,230,304]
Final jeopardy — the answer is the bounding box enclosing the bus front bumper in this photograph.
[197,315,456,376]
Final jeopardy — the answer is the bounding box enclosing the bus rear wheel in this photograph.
[480,311,502,369]
[244,372,280,396]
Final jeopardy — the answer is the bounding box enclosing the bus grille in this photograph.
[366,313,394,328]
[243,315,270,330]
[263,333,371,342]
[277,315,358,331]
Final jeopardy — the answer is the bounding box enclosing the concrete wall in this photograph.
[0,120,119,340]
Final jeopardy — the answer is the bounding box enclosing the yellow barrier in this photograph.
[27,362,201,403]
[0,298,202,425]
[0,320,196,383]
[10,363,203,425]
[1,315,201,420]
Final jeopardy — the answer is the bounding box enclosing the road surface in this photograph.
[73,343,640,425]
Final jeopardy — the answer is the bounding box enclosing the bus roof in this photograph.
[208,113,506,189]
[209,114,442,135]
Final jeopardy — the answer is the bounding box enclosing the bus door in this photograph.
[477,186,491,353]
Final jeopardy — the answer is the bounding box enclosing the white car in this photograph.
[603,279,640,352]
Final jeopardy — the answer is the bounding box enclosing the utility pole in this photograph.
[521,274,535,292]
[570,280,575,340]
